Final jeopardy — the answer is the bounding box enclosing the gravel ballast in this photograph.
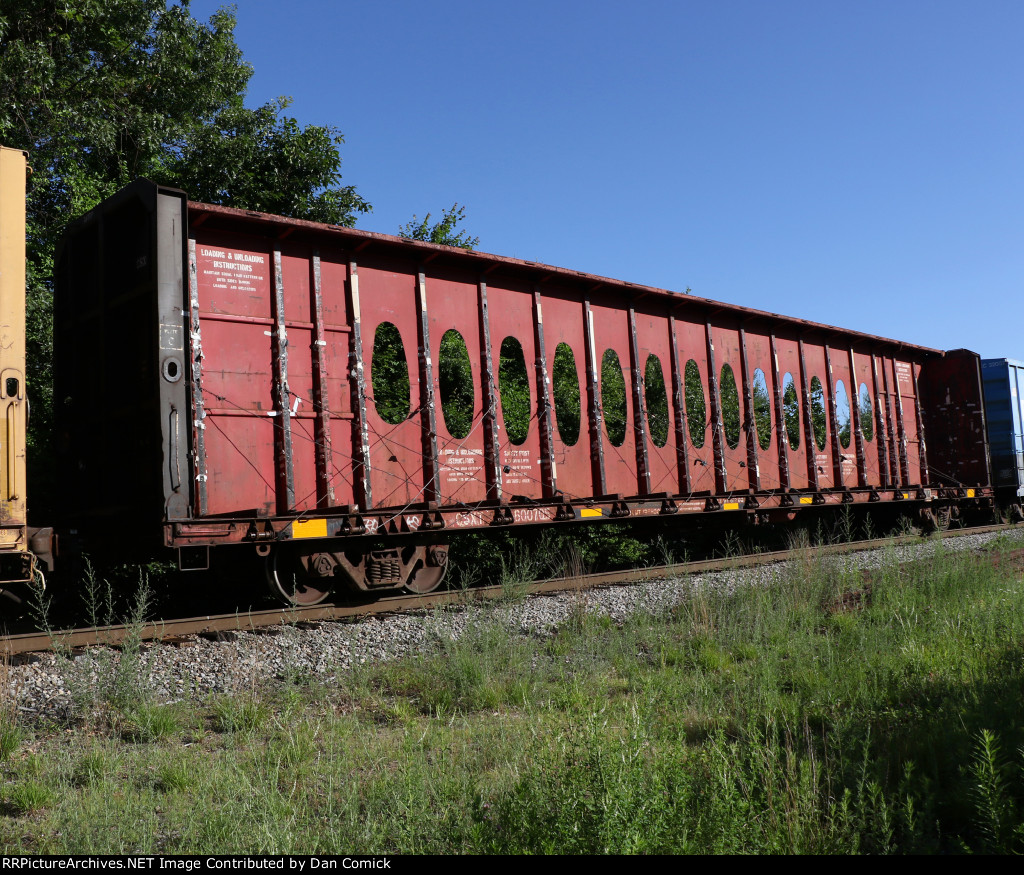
[7,529,1023,722]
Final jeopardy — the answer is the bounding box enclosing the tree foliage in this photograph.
[752,370,772,451]
[370,322,411,426]
[0,1,370,505]
[643,355,669,448]
[684,360,706,449]
[835,380,852,449]
[399,204,479,250]
[783,375,801,450]
[1,1,369,245]
[810,376,827,451]
[599,350,627,448]
[162,95,370,223]
[859,383,874,442]
[438,330,474,440]
[552,343,581,446]
[720,364,741,450]
[498,337,530,445]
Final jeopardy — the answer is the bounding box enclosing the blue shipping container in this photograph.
[981,358,1024,498]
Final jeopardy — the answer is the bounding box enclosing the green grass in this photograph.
[1,532,1023,853]
[0,720,21,762]
[116,703,184,743]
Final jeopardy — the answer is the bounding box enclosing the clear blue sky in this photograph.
[188,0,1022,358]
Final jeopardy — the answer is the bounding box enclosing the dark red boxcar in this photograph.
[54,181,993,601]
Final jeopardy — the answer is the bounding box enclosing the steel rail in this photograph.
[1,524,1013,659]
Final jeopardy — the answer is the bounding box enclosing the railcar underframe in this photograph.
[54,182,994,605]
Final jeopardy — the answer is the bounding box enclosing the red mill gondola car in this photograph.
[53,180,994,605]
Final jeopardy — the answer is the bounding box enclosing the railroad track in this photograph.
[1,524,1013,659]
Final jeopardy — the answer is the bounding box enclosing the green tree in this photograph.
[552,343,581,446]
[600,350,627,447]
[1,2,368,243]
[835,380,852,449]
[161,95,370,224]
[809,376,827,451]
[438,330,474,440]
[783,375,800,450]
[859,384,874,442]
[643,354,669,448]
[399,204,479,250]
[370,322,410,425]
[719,364,741,450]
[752,370,772,451]
[0,1,369,510]
[684,360,706,449]
[498,337,530,445]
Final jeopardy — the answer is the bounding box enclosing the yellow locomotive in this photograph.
[0,146,44,598]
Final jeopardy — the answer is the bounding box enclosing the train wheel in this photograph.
[933,505,961,532]
[402,544,449,594]
[264,548,332,607]
[404,562,448,595]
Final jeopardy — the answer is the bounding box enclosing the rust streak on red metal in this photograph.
[346,260,371,510]
[738,326,760,492]
[667,314,691,494]
[769,333,790,493]
[477,279,502,502]
[309,252,335,508]
[628,303,651,495]
[533,287,558,499]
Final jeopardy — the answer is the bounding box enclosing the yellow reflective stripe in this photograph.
[723,502,740,510]
[799,496,813,505]
[292,519,328,539]
[580,508,603,518]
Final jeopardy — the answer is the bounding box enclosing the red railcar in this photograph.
[54,180,993,603]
